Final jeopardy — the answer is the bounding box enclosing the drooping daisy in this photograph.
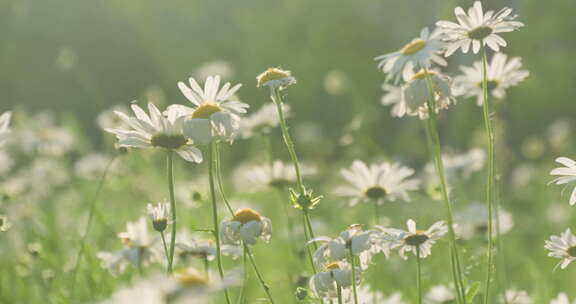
[551,293,576,304]
[375,27,446,82]
[0,111,12,147]
[310,224,379,270]
[453,53,529,105]
[256,67,296,90]
[309,261,361,300]
[97,217,158,274]
[545,228,576,270]
[239,103,290,138]
[549,157,576,205]
[105,103,202,163]
[147,202,170,233]
[384,219,448,259]
[436,1,524,56]
[171,75,248,145]
[401,69,455,119]
[220,208,272,246]
[337,160,419,206]
[381,83,407,118]
[424,285,455,304]
[502,289,532,304]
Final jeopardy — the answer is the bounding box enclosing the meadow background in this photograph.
[1,0,576,303]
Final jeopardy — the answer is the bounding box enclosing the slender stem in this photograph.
[214,142,235,216]
[245,244,276,304]
[204,256,210,280]
[271,87,320,278]
[160,232,169,273]
[271,88,304,194]
[349,247,359,304]
[480,44,496,304]
[302,213,318,274]
[70,156,116,295]
[373,201,380,226]
[416,246,422,304]
[422,68,466,304]
[166,151,177,274]
[208,141,232,304]
[336,283,343,304]
[238,246,248,304]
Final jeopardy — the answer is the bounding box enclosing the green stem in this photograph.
[349,247,359,304]
[302,213,318,274]
[422,68,466,304]
[416,246,422,304]
[336,283,343,304]
[167,151,177,274]
[271,87,321,279]
[245,244,276,304]
[480,44,496,304]
[238,246,248,304]
[204,256,210,280]
[214,142,235,216]
[160,231,169,273]
[70,156,116,296]
[208,141,232,304]
[271,88,304,194]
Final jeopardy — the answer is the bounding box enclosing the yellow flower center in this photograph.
[401,39,426,55]
[191,103,222,119]
[176,270,208,287]
[233,208,262,224]
[404,231,429,246]
[256,68,292,87]
[411,70,437,80]
[467,26,493,40]
[567,246,576,257]
[326,262,340,270]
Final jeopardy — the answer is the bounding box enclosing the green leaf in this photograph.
[466,281,481,303]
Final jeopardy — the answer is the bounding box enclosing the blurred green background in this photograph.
[2,0,575,154]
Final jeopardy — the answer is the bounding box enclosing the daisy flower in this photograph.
[384,219,448,260]
[549,157,576,205]
[310,224,379,270]
[220,208,272,245]
[172,75,248,145]
[105,103,202,163]
[544,228,576,270]
[309,261,361,300]
[0,111,12,147]
[337,160,419,206]
[453,53,529,105]
[424,285,455,304]
[436,1,524,56]
[375,27,446,82]
[147,202,170,233]
[97,217,158,275]
[401,70,455,119]
[551,293,576,304]
[256,67,296,90]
